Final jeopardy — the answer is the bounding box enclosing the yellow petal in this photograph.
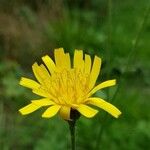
[19,77,40,89]
[84,54,91,74]
[40,64,51,79]
[65,53,71,69]
[32,63,52,87]
[19,103,41,115]
[32,89,51,98]
[42,55,56,74]
[74,50,84,71]
[31,98,55,106]
[32,62,43,83]
[38,65,52,86]
[59,106,71,120]
[87,97,121,118]
[89,56,101,89]
[54,48,65,67]
[76,104,98,118]
[88,79,116,97]
[42,105,61,118]
[54,48,71,70]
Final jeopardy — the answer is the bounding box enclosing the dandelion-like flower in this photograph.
[19,48,121,120]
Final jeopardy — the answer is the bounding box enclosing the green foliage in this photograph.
[0,0,150,149]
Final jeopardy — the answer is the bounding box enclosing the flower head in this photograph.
[19,48,121,120]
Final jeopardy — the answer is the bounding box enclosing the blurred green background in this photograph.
[0,0,150,150]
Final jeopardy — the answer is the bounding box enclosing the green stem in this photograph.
[68,120,76,150]
[111,3,150,105]
[124,3,150,72]
[106,0,112,80]
[109,2,150,105]
[95,0,112,149]
[95,2,150,150]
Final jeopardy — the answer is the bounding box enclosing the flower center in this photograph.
[46,69,90,105]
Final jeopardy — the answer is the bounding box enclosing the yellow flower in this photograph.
[19,48,121,120]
